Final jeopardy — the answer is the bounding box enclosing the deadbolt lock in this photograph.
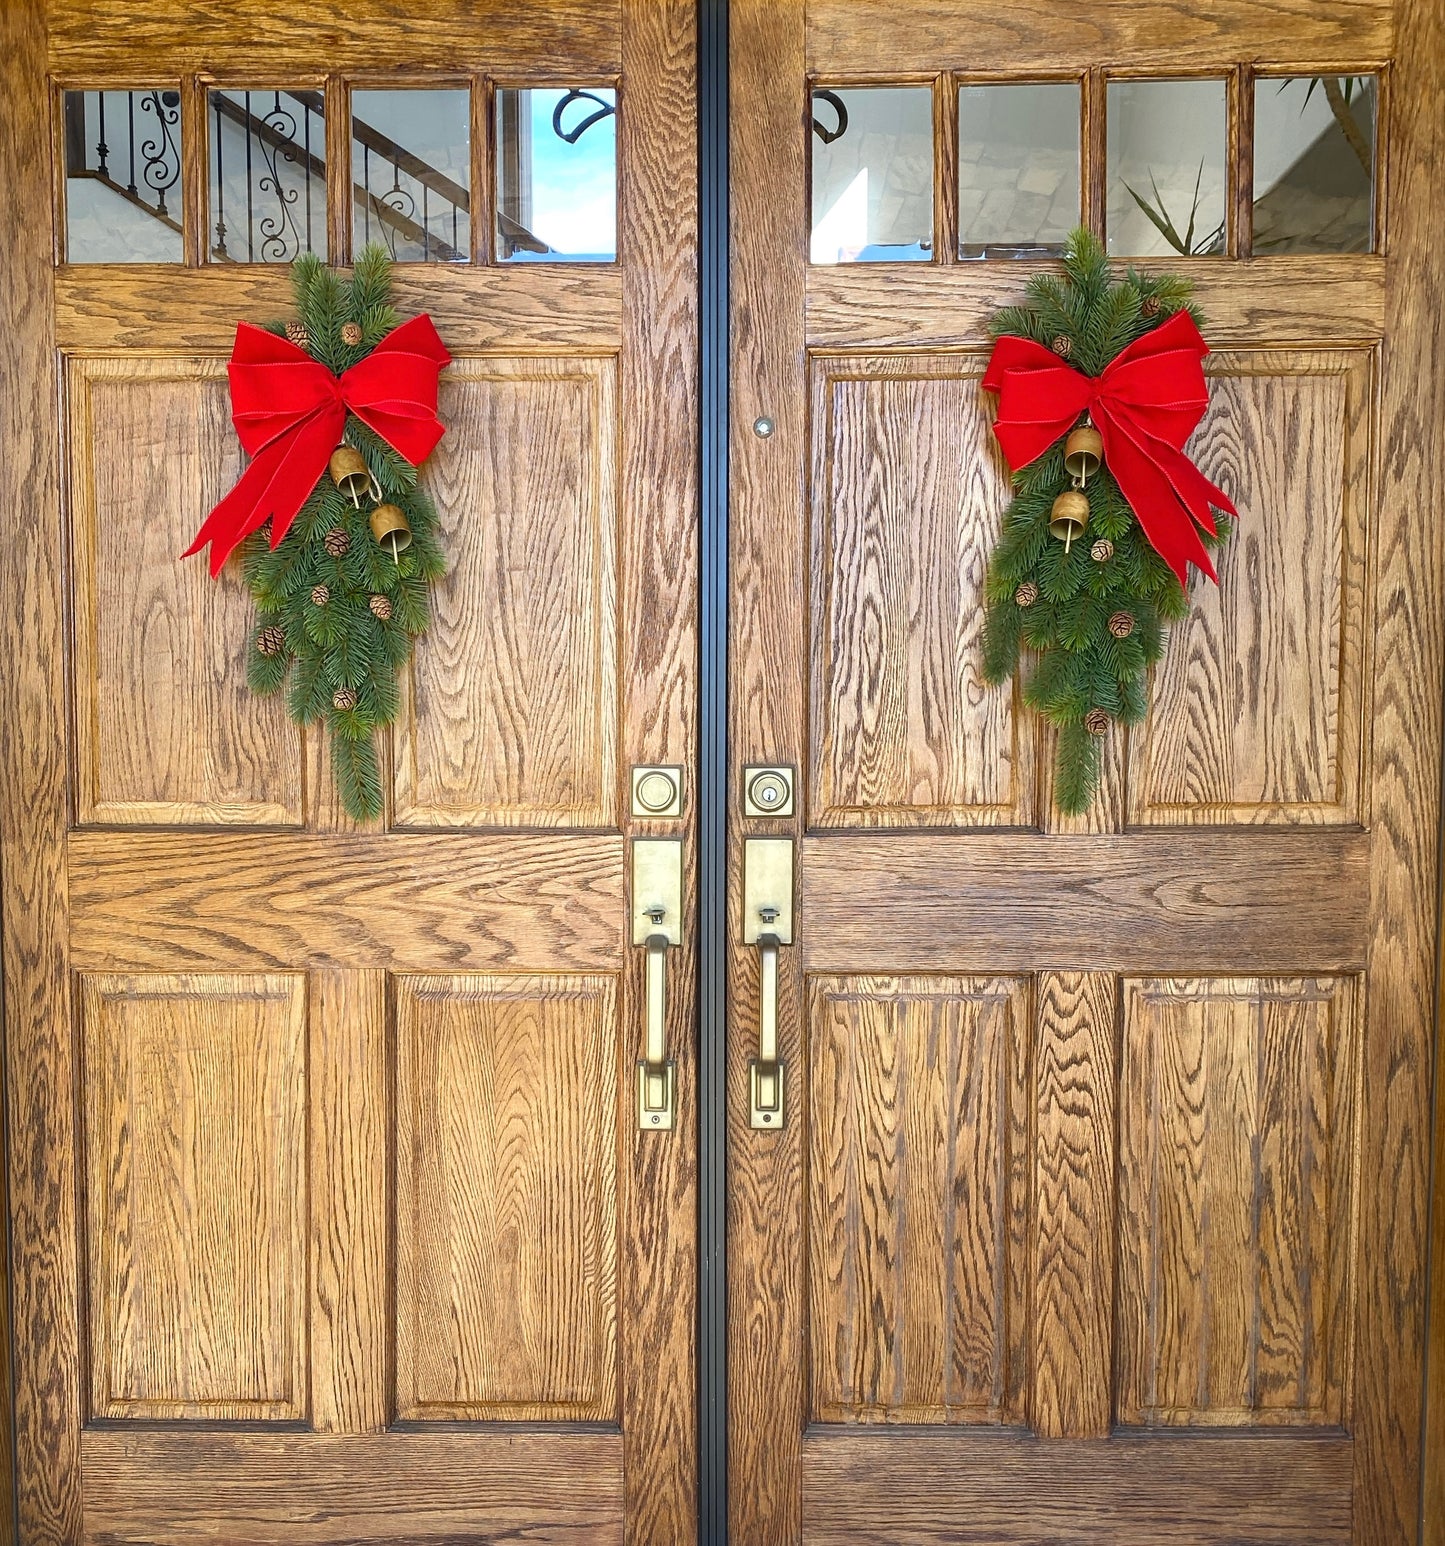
[743,764,795,819]
[631,765,683,818]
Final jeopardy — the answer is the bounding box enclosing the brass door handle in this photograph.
[751,930,784,1128]
[634,840,681,1131]
[744,838,793,1130]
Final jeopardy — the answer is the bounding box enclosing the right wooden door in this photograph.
[726,2,1443,1542]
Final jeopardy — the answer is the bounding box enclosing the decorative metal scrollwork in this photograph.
[551,88,616,145]
[811,89,849,145]
[137,90,181,218]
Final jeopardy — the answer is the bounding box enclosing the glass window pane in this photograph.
[496,87,616,263]
[810,86,933,264]
[352,90,470,262]
[1107,78,1226,257]
[1253,75,1376,254]
[64,90,183,263]
[958,83,1079,259]
[209,89,327,263]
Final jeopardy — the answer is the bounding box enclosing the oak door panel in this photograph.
[808,355,1034,829]
[1129,351,1373,826]
[394,973,620,1422]
[68,357,304,827]
[1116,976,1361,1427]
[395,357,619,830]
[808,975,1031,1425]
[82,972,307,1422]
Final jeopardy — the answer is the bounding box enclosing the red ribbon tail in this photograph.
[1097,418,1220,587]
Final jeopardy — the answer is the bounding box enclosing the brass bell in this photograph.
[1050,488,1090,549]
[329,446,378,508]
[370,501,412,560]
[1063,423,1104,485]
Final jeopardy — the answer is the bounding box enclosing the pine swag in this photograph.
[980,230,1236,814]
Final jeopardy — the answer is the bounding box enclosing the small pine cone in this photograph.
[1084,707,1111,737]
[285,320,309,349]
[341,321,364,346]
[332,686,358,712]
[1051,334,1073,357]
[369,593,393,621]
[1141,295,1163,318]
[311,584,330,607]
[256,625,286,657]
[323,527,351,558]
[1014,580,1039,607]
[1090,539,1114,563]
[1108,611,1136,639]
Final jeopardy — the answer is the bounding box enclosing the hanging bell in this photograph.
[370,501,412,560]
[1063,423,1104,485]
[1050,488,1090,549]
[329,446,378,508]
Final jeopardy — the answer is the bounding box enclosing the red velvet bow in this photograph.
[184,314,452,576]
[982,309,1236,585]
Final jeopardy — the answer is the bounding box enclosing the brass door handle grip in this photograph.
[645,931,668,1068]
[750,932,785,1129]
[638,927,676,1131]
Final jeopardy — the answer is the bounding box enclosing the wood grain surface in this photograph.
[49,0,621,76]
[801,1431,1353,1544]
[69,356,304,825]
[805,259,1385,351]
[1,5,82,1533]
[808,976,1030,1425]
[1031,971,1117,1438]
[805,0,1391,75]
[68,830,625,972]
[55,267,624,354]
[1132,350,1372,825]
[801,830,1369,975]
[394,974,619,1422]
[81,1429,625,1545]
[1116,977,1360,1427]
[808,355,1034,828]
[82,973,307,1422]
[395,357,618,829]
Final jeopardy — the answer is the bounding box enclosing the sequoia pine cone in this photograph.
[1084,707,1111,736]
[1051,334,1073,357]
[332,686,358,712]
[311,584,330,607]
[341,321,364,346]
[1141,295,1163,318]
[256,625,286,657]
[323,527,351,557]
[1090,539,1114,563]
[1014,581,1039,607]
[285,320,309,349]
[1108,611,1136,639]
[369,593,393,621]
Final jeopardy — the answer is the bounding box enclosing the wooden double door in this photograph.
[2,1,1443,1543]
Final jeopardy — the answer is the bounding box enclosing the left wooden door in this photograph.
[0,3,698,1542]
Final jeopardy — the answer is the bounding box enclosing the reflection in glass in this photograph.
[1253,77,1376,253]
[352,91,470,262]
[209,90,326,263]
[496,88,617,262]
[958,83,1079,259]
[64,90,184,263]
[1107,78,1227,257]
[810,86,933,264]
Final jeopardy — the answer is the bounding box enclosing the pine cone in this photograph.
[1090,539,1114,563]
[369,593,393,621]
[1015,581,1039,607]
[1051,334,1073,357]
[341,322,364,346]
[1108,611,1136,639]
[1141,295,1162,318]
[311,584,330,607]
[285,320,309,349]
[1084,707,1111,736]
[323,527,351,558]
[332,686,358,712]
[256,625,286,657]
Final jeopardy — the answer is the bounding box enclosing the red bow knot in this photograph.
[982,309,1236,585]
[184,313,452,576]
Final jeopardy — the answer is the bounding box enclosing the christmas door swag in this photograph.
[185,245,449,821]
[980,230,1237,813]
